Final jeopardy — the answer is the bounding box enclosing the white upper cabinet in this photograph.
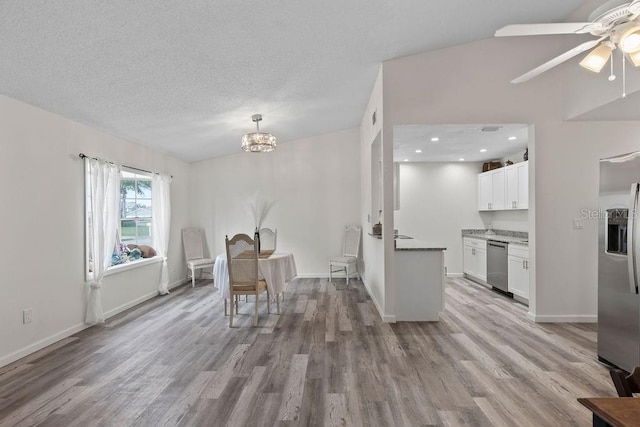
[517,161,529,209]
[479,161,528,211]
[478,168,505,211]
[478,173,492,211]
[492,168,506,210]
[505,161,528,210]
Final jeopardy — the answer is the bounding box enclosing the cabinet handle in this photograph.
[488,202,492,210]
[515,201,518,209]
[523,260,526,269]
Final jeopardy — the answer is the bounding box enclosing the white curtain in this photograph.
[86,158,121,324]
[152,173,172,295]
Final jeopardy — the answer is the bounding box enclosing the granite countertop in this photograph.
[368,233,446,251]
[368,233,413,240]
[395,238,446,251]
[461,229,528,246]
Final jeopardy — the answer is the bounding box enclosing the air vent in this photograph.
[481,126,502,132]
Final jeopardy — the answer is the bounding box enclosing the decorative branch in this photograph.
[248,194,276,230]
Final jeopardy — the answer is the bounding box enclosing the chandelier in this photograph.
[241,114,276,153]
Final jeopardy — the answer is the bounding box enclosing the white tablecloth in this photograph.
[213,252,297,299]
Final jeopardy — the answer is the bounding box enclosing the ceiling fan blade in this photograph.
[511,37,605,84]
[495,22,603,37]
[629,0,640,18]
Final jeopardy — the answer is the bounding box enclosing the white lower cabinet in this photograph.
[508,244,529,300]
[463,237,487,282]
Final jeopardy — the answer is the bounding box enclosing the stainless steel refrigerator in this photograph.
[599,151,640,372]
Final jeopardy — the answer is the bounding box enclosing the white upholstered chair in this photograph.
[182,227,215,287]
[259,227,277,252]
[225,233,270,327]
[329,225,361,285]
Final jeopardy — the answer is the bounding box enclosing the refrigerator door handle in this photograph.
[628,183,640,294]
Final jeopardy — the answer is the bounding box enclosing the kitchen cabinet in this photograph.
[395,245,445,321]
[505,161,528,210]
[508,244,529,300]
[463,237,487,282]
[478,168,505,211]
[478,161,528,211]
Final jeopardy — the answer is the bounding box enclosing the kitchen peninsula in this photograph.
[370,234,446,321]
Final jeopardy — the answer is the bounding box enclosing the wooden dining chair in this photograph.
[225,233,270,327]
[610,367,640,397]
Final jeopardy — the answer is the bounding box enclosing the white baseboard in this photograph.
[446,273,464,278]
[361,277,395,323]
[295,273,330,278]
[295,273,361,280]
[0,322,89,369]
[527,312,597,323]
[0,278,188,369]
[103,278,187,319]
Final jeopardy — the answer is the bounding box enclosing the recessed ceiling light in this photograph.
[415,149,422,153]
[480,149,487,152]
[431,137,439,142]
[403,159,409,162]
[459,158,465,162]
[508,136,517,141]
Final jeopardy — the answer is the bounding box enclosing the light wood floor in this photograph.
[0,277,614,426]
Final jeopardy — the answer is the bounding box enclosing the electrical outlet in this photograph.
[23,309,32,324]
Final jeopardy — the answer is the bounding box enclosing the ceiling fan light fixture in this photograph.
[241,114,276,153]
[619,25,640,53]
[579,43,613,73]
[628,51,640,67]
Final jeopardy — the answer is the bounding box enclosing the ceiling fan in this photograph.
[495,0,640,84]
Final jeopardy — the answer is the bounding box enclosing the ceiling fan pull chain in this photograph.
[623,53,627,98]
[609,50,616,81]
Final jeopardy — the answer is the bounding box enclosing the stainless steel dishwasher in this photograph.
[487,240,510,294]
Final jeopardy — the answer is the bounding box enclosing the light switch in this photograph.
[573,219,584,230]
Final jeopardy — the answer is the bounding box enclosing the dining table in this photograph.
[213,251,297,310]
[578,397,640,426]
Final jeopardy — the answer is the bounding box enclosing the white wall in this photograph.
[481,210,529,233]
[0,95,190,367]
[381,36,640,322]
[360,67,388,319]
[188,128,361,277]
[394,162,485,275]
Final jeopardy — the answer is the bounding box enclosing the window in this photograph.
[85,166,155,278]
[119,170,153,247]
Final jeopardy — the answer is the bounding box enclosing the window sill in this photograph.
[104,257,162,277]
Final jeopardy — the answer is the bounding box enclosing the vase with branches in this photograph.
[248,195,275,251]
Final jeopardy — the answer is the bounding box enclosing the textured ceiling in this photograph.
[0,0,584,162]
